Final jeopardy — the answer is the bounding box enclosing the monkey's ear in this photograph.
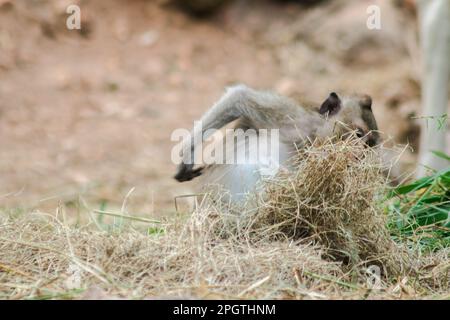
[360,94,372,111]
[319,92,341,116]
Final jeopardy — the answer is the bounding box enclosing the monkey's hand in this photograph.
[174,163,204,182]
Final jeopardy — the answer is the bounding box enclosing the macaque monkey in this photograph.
[174,85,380,201]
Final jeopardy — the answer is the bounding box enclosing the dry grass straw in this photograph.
[253,138,407,276]
[0,139,448,299]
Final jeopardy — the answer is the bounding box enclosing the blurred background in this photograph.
[0,0,448,216]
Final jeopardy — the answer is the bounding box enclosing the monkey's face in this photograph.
[319,92,380,147]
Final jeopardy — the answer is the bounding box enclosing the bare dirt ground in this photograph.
[0,0,445,217]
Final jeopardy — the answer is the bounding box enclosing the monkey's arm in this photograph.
[174,85,300,182]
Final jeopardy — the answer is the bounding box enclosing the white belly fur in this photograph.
[199,133,292,203]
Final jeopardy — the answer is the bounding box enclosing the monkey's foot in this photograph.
[174,164,204,182]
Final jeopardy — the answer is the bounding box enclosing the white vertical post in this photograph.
[417,0,450,176]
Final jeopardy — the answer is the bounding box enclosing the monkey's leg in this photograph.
[174,85,299,182]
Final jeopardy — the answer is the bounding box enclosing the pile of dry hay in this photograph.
[0,139,448,299]
[242,138,407,275]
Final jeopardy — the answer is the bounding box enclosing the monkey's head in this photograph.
[319,92,380,147]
